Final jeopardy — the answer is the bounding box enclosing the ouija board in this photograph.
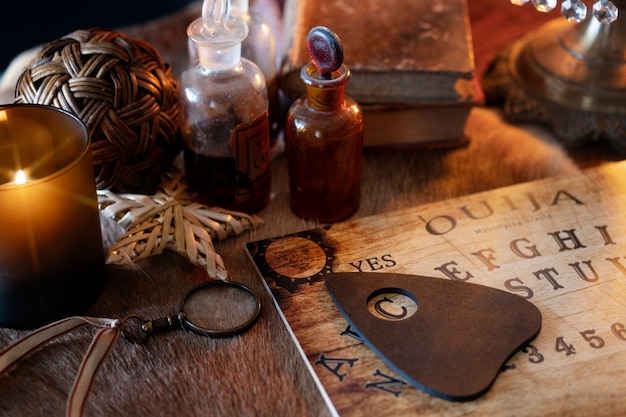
[245,161,626,416]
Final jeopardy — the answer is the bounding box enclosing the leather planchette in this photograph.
[325,272,542,402]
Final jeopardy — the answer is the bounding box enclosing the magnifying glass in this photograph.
[122,281,261,343]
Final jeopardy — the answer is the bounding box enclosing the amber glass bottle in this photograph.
[285,58,363,223]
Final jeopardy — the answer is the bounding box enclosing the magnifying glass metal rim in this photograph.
[178,280,262,338]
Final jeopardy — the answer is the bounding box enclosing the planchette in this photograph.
[325,272,542,402]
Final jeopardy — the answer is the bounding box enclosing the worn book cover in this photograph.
[246,161,626,416]
[279,0,479,148]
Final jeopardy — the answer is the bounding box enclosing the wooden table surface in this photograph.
[1,2,622,416]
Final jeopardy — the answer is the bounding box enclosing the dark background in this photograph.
[0,0,195,72]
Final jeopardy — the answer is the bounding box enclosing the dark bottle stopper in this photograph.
[306,26,344,79]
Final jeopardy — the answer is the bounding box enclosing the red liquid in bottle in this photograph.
[184,115,271,214]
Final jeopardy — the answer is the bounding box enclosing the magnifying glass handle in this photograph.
[141,314,183,335]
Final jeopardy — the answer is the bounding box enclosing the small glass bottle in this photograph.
[285,26,363,223]
[230,0,281,149]
[179,0,271,214]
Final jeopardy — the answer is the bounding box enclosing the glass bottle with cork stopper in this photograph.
[179,0,271,214]
[285,26,364,223]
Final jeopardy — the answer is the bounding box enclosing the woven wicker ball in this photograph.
[14,28,182,193]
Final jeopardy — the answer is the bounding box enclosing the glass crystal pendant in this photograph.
[512,0,619,23]
[561,0,588,21]
[593,0,619,23]
[531,0,558,12]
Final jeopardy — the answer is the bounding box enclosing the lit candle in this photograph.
[14,170,26,185]
[0,104,105,329]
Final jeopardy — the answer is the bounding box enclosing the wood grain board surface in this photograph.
[247,161,626,417]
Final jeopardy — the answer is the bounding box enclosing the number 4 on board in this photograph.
[555,336,576,356]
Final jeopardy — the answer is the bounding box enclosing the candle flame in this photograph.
[15,170,26,185]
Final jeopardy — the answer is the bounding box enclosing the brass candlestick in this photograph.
[483,1,626,153]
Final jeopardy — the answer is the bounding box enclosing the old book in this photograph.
[247,161,626,416]
[279,0,479,148]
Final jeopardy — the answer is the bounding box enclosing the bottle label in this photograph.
[230,112,271,203]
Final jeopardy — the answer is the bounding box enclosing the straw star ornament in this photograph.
[97,168,264,280]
